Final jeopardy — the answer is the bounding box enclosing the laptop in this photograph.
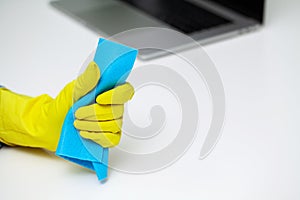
[51,0,265,59]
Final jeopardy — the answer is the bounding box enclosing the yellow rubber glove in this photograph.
[74,83,134,148]
[0,61,134,151]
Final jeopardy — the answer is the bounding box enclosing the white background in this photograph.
[0,0,300,199]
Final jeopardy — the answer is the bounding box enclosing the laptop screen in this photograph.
[210,0,265,23]
[120,0,265,34]
[121,0,232,34]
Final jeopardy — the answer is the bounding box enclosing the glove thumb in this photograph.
[73,61,100,102]
[54,61,100,113]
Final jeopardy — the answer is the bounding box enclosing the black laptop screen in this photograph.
[210,0,265,23]
[120,0,265,34]
[120,0,231,34]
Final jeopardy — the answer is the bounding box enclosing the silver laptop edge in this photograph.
[50,0,263,60]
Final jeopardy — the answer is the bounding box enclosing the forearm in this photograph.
[0,88,61,151]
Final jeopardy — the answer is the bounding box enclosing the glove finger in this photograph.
[53,62,100,120]
[74,119,122,133]
[96,82,134,105]
[75,104,124,121]
[80,131,121,148]
[73,61,100,102]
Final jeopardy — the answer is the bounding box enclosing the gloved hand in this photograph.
[74,83,134,148]
[0,61,134,151]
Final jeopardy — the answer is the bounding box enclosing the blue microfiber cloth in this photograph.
[56,38,138,181]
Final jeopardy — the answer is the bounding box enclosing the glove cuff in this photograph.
[0,88,59,150]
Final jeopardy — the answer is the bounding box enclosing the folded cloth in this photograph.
[56,38,138,181]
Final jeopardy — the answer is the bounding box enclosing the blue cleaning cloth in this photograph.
[56,38,138,181]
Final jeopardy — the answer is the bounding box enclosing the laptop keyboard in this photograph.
[120,0,231,34]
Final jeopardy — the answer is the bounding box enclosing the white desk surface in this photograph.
[1,0,300,199]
